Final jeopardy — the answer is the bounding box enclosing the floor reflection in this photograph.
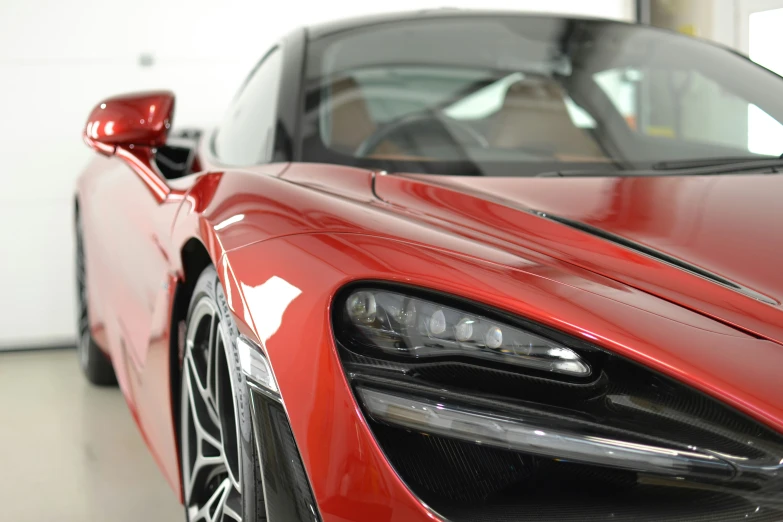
[0,348,182,521]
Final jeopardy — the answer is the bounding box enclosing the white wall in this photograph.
[0,0,633,348]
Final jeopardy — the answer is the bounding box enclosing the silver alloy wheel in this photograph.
[76,224,90,370]
[181,297,243,522]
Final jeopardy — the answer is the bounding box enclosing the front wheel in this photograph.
[179,266,265,521]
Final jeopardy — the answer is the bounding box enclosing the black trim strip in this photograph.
[535,211,778,306]
[249,388,322,522]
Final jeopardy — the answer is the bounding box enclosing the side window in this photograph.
[214,48,282,165]
[595,67,783,154]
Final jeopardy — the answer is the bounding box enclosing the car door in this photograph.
[85,150,180,391]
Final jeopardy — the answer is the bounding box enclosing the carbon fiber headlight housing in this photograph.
[333,284,783,522]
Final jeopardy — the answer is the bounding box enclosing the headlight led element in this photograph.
[342,289,591,377]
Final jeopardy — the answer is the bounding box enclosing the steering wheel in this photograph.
[355,111,489,158]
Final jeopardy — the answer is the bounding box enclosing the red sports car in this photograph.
[75,10,783,522]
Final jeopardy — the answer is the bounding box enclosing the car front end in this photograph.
[225,228,783,522]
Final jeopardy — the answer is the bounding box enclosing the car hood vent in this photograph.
[535,210,777,306]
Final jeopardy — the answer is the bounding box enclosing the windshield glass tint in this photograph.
[301,16,783,176]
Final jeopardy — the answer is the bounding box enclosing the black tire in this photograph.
[179,266,265,521]
[75,210,117,386]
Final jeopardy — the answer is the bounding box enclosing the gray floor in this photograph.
[0,349,182,521]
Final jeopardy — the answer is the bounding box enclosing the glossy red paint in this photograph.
[84,91,174,154]
[408,173,783,304]
[375,173,783,343]
[76,110,783,521]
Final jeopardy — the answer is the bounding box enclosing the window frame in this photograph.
[210,45,282,166]
[208,28,307,168]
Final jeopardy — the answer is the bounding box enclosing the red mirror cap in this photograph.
[83,91,174,154]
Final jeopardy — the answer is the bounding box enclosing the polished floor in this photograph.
[0,348,182,521]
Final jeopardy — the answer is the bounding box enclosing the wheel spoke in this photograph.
[183,352,225,503]
[186,351,221,430]
[186,353,223,448]
[214,325,242,494]
[182,293,245,522]
[191,478,231,522]
[207,314,219,408]
[222,487,243,521]
[187,302,222,427]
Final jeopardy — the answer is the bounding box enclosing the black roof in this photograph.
[306,8,634,40]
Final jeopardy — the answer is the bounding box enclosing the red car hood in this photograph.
[375,172,783,343]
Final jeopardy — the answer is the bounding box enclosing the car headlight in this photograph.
[340,289,591,377]
[333,284,783,521]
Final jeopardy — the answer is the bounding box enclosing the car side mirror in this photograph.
[84,91,175,155]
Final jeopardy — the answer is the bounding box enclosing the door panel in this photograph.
[86,156,176,381]
[78,138,189,497]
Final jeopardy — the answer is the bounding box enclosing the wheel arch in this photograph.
[169,237,215,481]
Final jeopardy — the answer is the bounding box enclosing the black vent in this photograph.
[250,389,321,522]
[375,422,783,522]
[373,422,534,502]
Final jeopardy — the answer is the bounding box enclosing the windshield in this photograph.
[300,15,783,176]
